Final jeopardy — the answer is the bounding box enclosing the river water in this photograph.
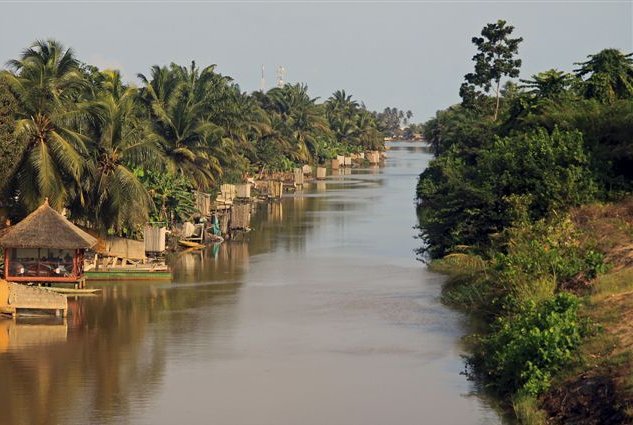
[0,142,503,425]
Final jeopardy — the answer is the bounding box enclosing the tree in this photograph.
[417,127,595,257]
[520,69,576,100]
[2,39,89,211]
[137,62,233,189]
[262,84,330,163]
[0,80,22,196]
[459,20,523,120]
[574,48,633,103]
[78,70,160,234]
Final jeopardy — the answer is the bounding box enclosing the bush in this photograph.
[417,127,596,258]
[470,293,585,397]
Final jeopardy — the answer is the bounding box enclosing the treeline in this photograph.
[0,40,403,234]
[416,20,633,422]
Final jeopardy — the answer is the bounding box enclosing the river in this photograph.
[0,141,503,425]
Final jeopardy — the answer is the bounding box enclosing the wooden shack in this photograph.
[294,168,304,186]
[267,180,284,199]
[367,151,380,165]
[236,183,251,199]
[0,199,97,287]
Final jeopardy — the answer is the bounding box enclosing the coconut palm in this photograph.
[79,70,162,233]
[264,84,330,162]
[2,39,89,211]
[326,90,359,118]
[138,62,232,189]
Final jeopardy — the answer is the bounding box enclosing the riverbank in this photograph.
[431,198,633,424]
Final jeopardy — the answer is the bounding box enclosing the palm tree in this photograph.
[2,39,89,211]
[575,49,633,102]
[79,70,161,234]
[137,62,233,189]
[326,90,359,118]
[264,84,330,162]
[356,110,383,150]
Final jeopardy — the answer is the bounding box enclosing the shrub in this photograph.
[417,127,597,258]
[470,293,585,397]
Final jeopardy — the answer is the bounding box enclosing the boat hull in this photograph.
[85,270,172,281]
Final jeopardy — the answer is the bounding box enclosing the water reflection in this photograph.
[0,142,504,425]
[0,317,67,353]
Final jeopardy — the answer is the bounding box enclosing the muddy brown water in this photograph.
[0,142,504,425]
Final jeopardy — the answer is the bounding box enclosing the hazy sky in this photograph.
[0,1,631,121]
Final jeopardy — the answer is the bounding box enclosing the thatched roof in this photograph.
[0,200,97,249]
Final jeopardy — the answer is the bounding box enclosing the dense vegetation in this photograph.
[417,19,633,423]
[0,40,411,234]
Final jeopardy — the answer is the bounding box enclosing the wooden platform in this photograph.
[0,280,67,318]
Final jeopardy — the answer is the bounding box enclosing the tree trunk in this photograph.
[493,79,501,121]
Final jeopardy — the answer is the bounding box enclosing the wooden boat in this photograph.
[178,240,205,249]
[44,287,101,295]
[86,269,172,281]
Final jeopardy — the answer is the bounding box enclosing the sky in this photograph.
[0,1,631,121]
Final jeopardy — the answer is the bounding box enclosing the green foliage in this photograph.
[137,61,234,190]
[417,127,596,257]
[520,69,578,101]
[471,293,585,397]
[71,70,157,234]
[521,98,633,194]
[2,39,89,211]
[575,49,633,103]
[423,104,495,157]
[0,80,22,195]
[135,169,197,224]
[483,128,596,216]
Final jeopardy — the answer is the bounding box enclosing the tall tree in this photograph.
[0,80,22,196]
[79,70,160,233]
[263,84,330,162]
[459,19,523,120]
[1,39,89,211]
[137,62,232,189]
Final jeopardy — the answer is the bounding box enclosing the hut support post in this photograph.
[3,250,8,280]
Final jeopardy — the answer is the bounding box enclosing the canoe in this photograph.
[44,287,101,295]
[178,240,205,249]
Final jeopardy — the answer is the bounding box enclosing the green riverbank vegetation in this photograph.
[416,19,633,423]
[0,40,411,234]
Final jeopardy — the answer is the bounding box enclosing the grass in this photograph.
[540,263,633,424]
[591,268,633,300]
[512,394,548,425]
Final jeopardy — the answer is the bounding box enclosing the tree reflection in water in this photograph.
[0,174,381,425]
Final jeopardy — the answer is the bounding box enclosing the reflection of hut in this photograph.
[0,200,97,287]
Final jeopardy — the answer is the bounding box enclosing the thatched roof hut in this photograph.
[0,200,96,250]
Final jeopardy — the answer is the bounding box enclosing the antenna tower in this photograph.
[276,66,287,88]
[259,65,266,92]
